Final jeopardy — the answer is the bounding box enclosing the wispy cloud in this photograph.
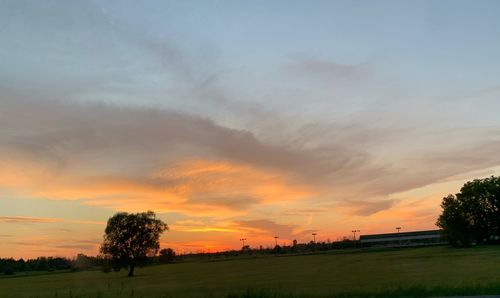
[0,99,320,214]
[341,199,399,216]
[2,98,500,218]
[0,215,105,225]
[234,219,315,241]
[0,216,63,224]
[284,55,369,82]
[6,236,100,254]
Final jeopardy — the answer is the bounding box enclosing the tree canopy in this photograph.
[100,211,168,276]
[437,176,500,247]
[158,248,176,264]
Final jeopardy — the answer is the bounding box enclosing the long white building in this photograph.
[360,230,445,247]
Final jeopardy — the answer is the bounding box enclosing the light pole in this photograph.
[312,233,317,243]
[352,230,360,248]
[273,236,279,256]
[239,238,246,248]
[352,230,360,241]
[396,227,401,247]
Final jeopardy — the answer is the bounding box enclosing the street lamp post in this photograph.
[239,238,246,248]
[396,227,402,246]
[312,233,317,243]
[352,230,360,241]
[352,230,360,248]
[273,236,280,256]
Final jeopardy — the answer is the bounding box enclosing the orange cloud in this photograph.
[156,159,315,206]
[0,157,316,217]
[171,219,238,233]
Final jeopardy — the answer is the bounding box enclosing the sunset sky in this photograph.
[2,0,500,259]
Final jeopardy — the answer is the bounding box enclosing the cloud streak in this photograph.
[0,216,63,224]
[0,215,105,226]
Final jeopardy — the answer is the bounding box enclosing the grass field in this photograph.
[1,246,500,298]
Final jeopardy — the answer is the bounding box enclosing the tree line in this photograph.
[175,238,358,262]
[437,176,500,247]
[0,256,72,275]
[0,249,175,276]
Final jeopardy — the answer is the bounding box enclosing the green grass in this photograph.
[1,246,500,297]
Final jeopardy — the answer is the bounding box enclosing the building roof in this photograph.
[360,230,442,241]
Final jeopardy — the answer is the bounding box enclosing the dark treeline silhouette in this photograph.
[1,239,359,275]
[0,255,85,275]
[0,251,176,276]
[176,238,359,262]
[437,176,500,247]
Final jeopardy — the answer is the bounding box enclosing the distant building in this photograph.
[359,230,445,247]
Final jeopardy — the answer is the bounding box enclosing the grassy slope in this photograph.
[1,246,500,298]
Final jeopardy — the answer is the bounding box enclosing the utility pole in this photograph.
[312,233,317,243]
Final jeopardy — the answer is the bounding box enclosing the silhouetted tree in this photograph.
[16,259,26,272]
[35,257,48,271]
[101,211,168,276]
[159,248,175,264]
[436,194,472,246]
[437,176,500,246]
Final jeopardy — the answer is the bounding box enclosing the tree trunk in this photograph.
[127,263,135,277]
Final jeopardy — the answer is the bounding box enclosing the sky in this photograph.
[1,0,500,259]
